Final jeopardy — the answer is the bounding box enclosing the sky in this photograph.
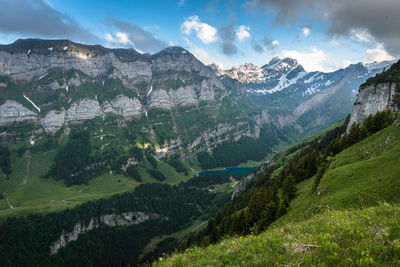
[0,0,399,72]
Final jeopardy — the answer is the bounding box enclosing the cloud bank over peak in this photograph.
[0,0,99,43]
[252,0,400,57]
[105,18,168,53]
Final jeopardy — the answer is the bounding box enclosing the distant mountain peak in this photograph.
[263,57,299,72]
[217,63,265,83]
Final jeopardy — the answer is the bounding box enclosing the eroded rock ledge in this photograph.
[50,211,166,255]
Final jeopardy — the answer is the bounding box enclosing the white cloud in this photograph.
[302,26,311,37]
[116,32,131,45]
[272,40,280,46]
[351,29,372,43]
[280,46,330,72]
[366,44,396,62]
[181,16,218,44]
[105,33,114,42]
[236,25,251,42]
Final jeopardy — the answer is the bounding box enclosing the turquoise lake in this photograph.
[199,166,258,176]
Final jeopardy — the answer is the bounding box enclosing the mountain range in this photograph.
[219,56,395,137]
[0,38,399,266]
[0,39,394,163]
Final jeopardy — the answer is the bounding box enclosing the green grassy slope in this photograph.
[155,123,400,266]
[156,204,400,266]
[0,149,194,220]
[280,123,400,222]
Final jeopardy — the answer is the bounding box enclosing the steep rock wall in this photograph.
[347,82,399,130]
[50,211,165,255]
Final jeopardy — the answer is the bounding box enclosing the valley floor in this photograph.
[0,150,194,220]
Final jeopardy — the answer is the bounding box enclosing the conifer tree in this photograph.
[348,123,361,145]
[364,114,374,132]
[282,174,296,200]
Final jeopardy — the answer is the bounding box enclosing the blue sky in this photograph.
[0,0,398,72]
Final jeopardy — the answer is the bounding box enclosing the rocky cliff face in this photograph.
[0,100,38,125]
[0,40,221,126]
[50,211,165,255]
[0,95,144,133]
[0,40,152,86]
[347,82,399,130]
[154,122,260,159]
[0,39,259,161]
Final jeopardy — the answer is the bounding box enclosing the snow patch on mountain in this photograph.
[255,71,307,94]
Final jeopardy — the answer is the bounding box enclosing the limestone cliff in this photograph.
[0,39,261,161]
[347,60,400,131]
[50,211,166,255]
[347,83,398,130]
[0,100,38,125]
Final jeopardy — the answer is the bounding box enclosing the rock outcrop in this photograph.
[40,109,66,133]
[102,95,142,118]
[231,165,267,199]
[66,99,101,122]
[50,211,166,255]
[154,122,260,159]
[347,82,399,130]
[0,100,38,125]
[38,95,143,133]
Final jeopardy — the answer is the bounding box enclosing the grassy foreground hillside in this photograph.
[280,123,400,222]
[156,204,400,266]
[155,123,400,266]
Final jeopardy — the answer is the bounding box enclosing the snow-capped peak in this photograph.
[262,57,299,72]
[217,63,265,83]
[362,60,396,72]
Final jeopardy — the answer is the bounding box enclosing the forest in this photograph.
[0,145,11,179]
[0,172,234,266]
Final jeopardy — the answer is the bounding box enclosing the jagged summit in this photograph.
[218,63,265,83]
[262,57,299,72]
[217,57,303,85]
